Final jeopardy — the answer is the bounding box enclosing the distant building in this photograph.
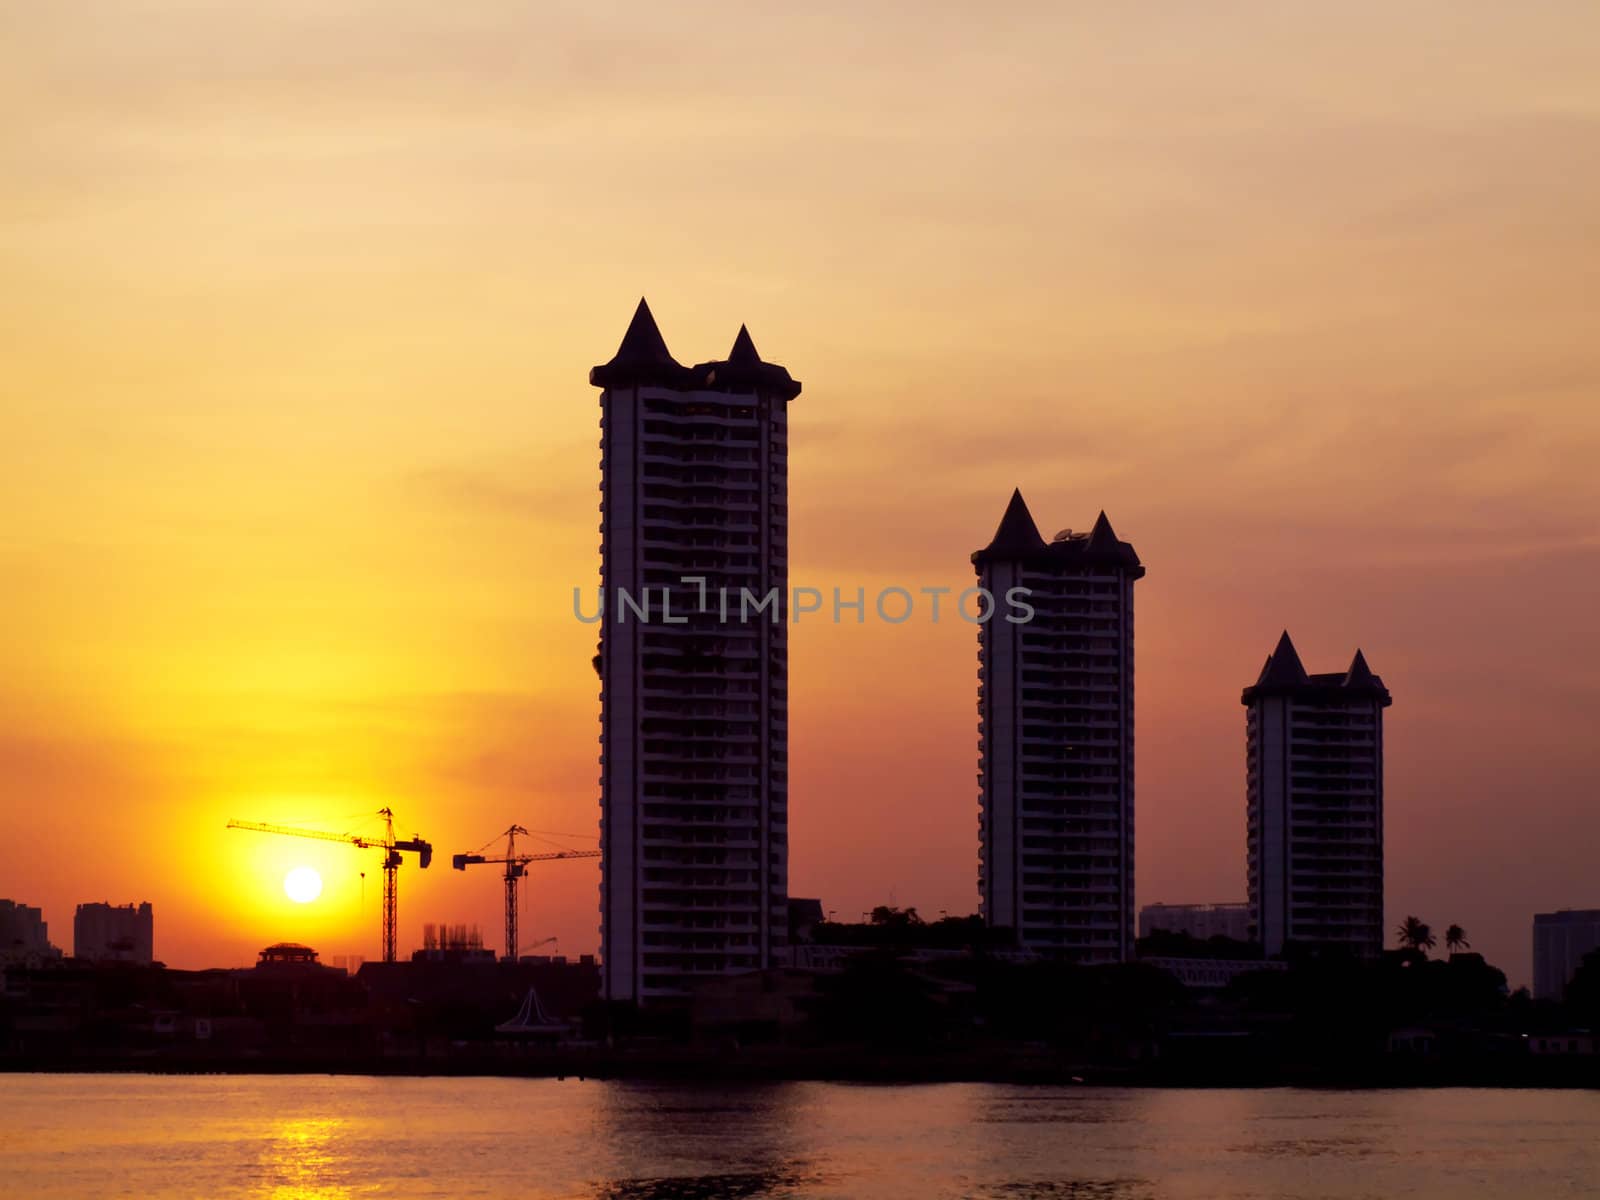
[1386,1027,1440,1058]
[691,967,820,1039]
[974,490,1144,963]
[0,899,61,965]
[1139,902,1251,943]
[1244,633,1391,959]
[250,942,341,976]
[788,898,825,945]
[73,901,153,964]
[358,956,601,1032]
[1143,956,1286,990]
[592,300,800,1004]
[1532,909,1600,1001]
[414,922,494,964]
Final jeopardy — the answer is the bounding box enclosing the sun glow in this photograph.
[283,866,323,905]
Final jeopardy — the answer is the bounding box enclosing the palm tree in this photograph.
[1396,915,1436,956]
[1445,924,1470,955]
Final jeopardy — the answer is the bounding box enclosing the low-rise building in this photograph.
[73,901,153,965]
[1143,956,1287,990]
[1139,902,1251,943]
[1527,1032,1596,1056]
[0,899,61,965]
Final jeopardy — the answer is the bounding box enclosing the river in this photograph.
[2,1075,1597,1198]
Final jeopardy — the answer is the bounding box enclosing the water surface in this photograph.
[3,1075,1598,1198]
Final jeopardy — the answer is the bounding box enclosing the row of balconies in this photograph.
[1288,756,1379,773]
[1008,758,1127,773]
[1285,807,1379,823]
[1286,827,1379,843]
[1287,708,1380,725]
[641,919,763,934]
[638,834,770,850]
[1287,782,1379,798]
[636,787,760,803]
[639,815,769,830]
[627,665,762,683]
[1285,730,1378,746]
[638,892,768,909]
[639,542,766,559]
[638,869,764,885]
[1286,839,1380,855]
[638,716,762,731]
[639,398,762,418]
[1012,796,1127,812]
[637,517,762,536]
[1289,856,1381,873]
[1017,838,1125,855]
[637,467,762,485]
[636,744,760,759]
[638,700,766,715]
[1011,586,1125,602]
[1018,880,1124,895]
[636,896,761,908]
[634,468,764,492]
[1015,902,1124,918]
[632,505,765,524]
[640,844,762,862]
[635,440,783,466]
[1008,694,1126,711]
[1287,893,1380,908]
[1266,832,1376,848]
[636,418,769,443]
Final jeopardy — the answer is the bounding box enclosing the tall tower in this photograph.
[1243,632,1391,959]
[973,490,1143,963]
[591,299,799,1005]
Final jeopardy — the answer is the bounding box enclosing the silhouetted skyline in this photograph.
[4,6,1599,989]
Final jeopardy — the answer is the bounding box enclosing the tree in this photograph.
[1396,916,1436,956]
[869,905,923,928]
[1444,924,1470,955]
[1565,947,1600,1021]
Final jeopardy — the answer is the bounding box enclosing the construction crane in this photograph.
[452,825,599,961]
[226,807,432,963]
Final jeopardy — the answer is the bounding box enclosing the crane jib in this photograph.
[451,826,601,961]
[225,809,431,963]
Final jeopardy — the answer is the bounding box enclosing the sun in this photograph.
[283,866,323,904]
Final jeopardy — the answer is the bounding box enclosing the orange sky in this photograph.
[3,4,1598,985]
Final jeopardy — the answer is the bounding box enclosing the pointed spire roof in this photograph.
[973,488,1048,562]
[1071,508,1144,574]
[1255,630,1310,688]
[1245,634,1392,705]
[1343,648,1392,704]
[692,322,801,399]
[727,323,760,366]
[589,298,690,389]
[1086,510,1119,553]
[616,297,672,363]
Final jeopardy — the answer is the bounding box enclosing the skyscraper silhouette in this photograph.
[1243,633,1391,958]
[973,491,1143,962]
[591,300,799,1004]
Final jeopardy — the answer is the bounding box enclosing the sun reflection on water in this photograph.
[255,1116,352,1199]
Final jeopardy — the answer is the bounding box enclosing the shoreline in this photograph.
[6,1052,1597,1090]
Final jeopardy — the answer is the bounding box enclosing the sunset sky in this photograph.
[4,3,1598,985]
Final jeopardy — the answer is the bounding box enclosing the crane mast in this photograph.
[452,825,600,961]
[226,806,432,963]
